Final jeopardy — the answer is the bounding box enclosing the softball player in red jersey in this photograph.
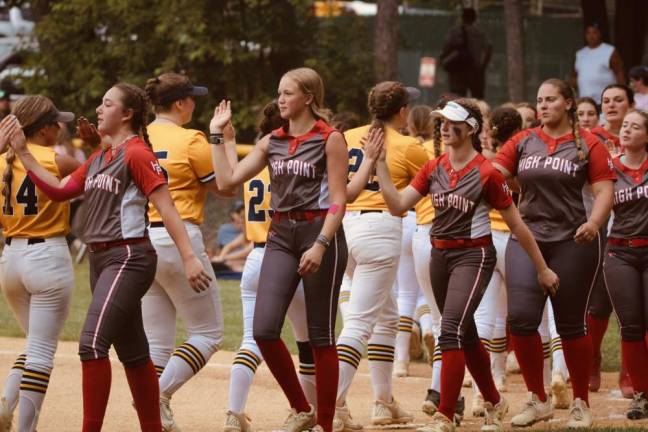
[493,79,615,429]
[141,73,230,432]
[377,99,558,432]
[0,96,79,432]
[603,110,648,420]
[576,98,600,131]
[587,84,634,394]
[6,83,212,432]
[211,68,348,432]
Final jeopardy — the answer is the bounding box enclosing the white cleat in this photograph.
[0,397,13,432]
[371,398,413,425]
[393,360,409,377]
[282,404,316,432]
[160,395,182,432]
[511,393,553,427]
[416,412,455,432]
[566,398,593,429]
[481,397,508,431]
[333,403,363,432]
[551,373,570,410]
[224,410,252,432]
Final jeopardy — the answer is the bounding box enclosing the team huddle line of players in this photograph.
[0,68,647,432]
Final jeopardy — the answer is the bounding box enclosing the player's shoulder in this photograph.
[579,128,605,150]
[343,124,372,146]
[125,137,155,159]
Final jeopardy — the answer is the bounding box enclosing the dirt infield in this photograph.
[0,336,645,431]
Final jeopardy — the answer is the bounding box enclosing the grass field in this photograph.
[0,261,621,369]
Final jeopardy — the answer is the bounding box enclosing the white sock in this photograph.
[490,351,507,380]
[394,328,412,363]
[18,367,49,432]
[160,339,214,397]
[367,334,395,402]
[336,337,364,406]
[551,338,570,380]
[297,341,317,408]
[2,354,25,412]
[228,349,261,413]
[431,345,442,392]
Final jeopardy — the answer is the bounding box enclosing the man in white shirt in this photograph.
[573,22,625,104]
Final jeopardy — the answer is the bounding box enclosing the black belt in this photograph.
[254,242,266,248]
[5,237,45,246]
[150,222,165,228]
[360,210,383,214]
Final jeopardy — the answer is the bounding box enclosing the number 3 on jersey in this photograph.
[3,177,38,216]
[348,148,380,191]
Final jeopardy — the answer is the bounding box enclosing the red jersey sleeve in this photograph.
[583,132,616,184]
[125,140,167,197]
[482,166,513,210]
[493,129,533,176]
[410,159,436,196]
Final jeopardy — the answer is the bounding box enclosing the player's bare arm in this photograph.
[210,100,267,189]
[298,131,347,275]
[347,127,384,203]
[375,159,423,215]
[499,204,559,296]
[574,180,613,244]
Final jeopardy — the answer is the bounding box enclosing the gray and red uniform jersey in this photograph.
[609,155,648,239]
[254,120,347,347]
[267,119,333,212]
[410,153,513,241]
[70,137,166,243]
[495,127,616,242]
[591,126,621,155]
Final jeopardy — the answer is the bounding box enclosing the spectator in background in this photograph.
[629,66,648,112]
[211,201,251,274]
[573,22,625,104]
[0,90,11,120]
[440,7,492,99]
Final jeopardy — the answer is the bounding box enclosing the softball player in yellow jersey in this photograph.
[335,82,427,429]
[0,96,79,432]
[142,73,229,432]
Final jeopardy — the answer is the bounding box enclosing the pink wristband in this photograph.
[27,171,84,202]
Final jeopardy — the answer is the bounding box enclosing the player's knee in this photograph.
[78,334,109,361]
[555,321,587,340]
[187,334,220,358]
[619,324,644,342]
[507,312,541,336]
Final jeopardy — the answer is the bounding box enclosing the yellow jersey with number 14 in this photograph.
[0,144,69,238]
[244,167,272,243]
[345,125,428,212]
[147,122,215,225]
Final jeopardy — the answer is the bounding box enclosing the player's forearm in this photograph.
[151,189,197,263]
[376,161,406,215]
[16,149,64,189]
[211,144,237,190]
[589,181,614,230]
[347,156,376,203]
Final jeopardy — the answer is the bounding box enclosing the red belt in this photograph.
[608,237,648,248]
[432,235,492,249]
[88,237,148,252]
[272,209,327,223]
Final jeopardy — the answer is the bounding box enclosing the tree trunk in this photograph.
[581,0,610,42]
[374,0,399,82]
[615,0,647,76]
[503,0,525,102]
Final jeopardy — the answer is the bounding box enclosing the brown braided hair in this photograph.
[257,100,287,137]
[431,97,453,158]
[407,105,434,142]
[542,79,584,160]
[145,73,193,113]
[113,83,152,148]
[3,96,60,214]
[489,106,522,151]
[368,81,409,132]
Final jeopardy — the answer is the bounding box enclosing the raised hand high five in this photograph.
[209,100,232,134]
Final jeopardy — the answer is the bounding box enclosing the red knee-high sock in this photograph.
[439,349,465,421]
[465,342,500,405]
[587,314,608,357]
[313,345,338,432]
[562,335,592,404]
[622,340,648,394]
[125,359,161,432]
[257,339,310,413]
[510,333,547,402]
[82,358,112,432]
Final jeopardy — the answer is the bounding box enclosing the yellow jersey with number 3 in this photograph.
[0,144,69,238]
[345,125,428,212]
[244,167,272,243]
[147,122,215,225]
